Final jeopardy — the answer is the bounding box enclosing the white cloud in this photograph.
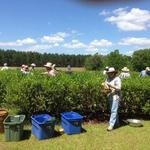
[86,39,112,54]
[0,38,37,47]
[41,32,69,44]
[119,37,150,46]
[86,46,99,54]
[63,40,87,49]
[89,39,112,47]
[63,39,113,54]
[16,38,37,45]
[99,10,110,16]
[125,50,135,56]
[105,8,150,31]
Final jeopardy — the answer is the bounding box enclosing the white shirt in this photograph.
[119,72,130,79]
[105,76,121,100]
[1,66,9,70]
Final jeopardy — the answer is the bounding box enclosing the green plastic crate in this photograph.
[3,115,25,141]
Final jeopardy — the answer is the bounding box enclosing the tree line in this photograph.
[0,49,89,67]
[84,49,150,71]
[0,48,149,71]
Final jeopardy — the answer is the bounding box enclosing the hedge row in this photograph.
[0,70,150,118]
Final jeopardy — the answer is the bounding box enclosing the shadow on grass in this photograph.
[81,127,87,134]
[22,129,31,140]
[53,130,63,138]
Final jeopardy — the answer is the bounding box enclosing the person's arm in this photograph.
[106,78,121,91]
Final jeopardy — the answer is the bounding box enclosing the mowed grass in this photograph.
[0,121,150,150]
[5,67,85,72]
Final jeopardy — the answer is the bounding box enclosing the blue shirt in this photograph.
[140,70,149,77]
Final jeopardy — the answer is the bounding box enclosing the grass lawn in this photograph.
[6,67,85,72]
[0,121,150,150]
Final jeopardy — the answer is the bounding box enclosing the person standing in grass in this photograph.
[119,67,130,79]
[30,63,36,71]
[102,67,122,131]
[43,62,56,76]
[139,67,150,77]
[1,63,9,71]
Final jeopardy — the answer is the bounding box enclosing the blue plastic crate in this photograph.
[61,112,83,135]
[31,114,55,140]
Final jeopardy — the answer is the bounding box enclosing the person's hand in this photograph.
[102,82,110,90]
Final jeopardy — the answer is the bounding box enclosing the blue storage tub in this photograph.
[61,112,83,135]
[31,114,55,140]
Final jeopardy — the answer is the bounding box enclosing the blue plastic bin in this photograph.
[61,112,83,135]
[31,114,55,140]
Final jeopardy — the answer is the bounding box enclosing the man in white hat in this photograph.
[140,67,150,77]
[21,65,31,75]
[102,67,121,131]
[43,62,56,76]
[119,67,130,79]
[30,63,36,71]
[1,63,9,71]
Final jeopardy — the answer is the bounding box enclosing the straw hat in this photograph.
[106,67,117,73]
[4,63,7,66]
[21,64,25,68]
[121,67,130,72]
[104,66,109,70]
[52,64,56,69]
[31,63,36,67]
[146,67,150,71]
[44,62,53,68]
[24,65,29,69]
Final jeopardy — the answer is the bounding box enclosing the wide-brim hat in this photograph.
[21,64,25,68]
[104,66,109,70]
[31,63,36,67]
[122,67,130,72]
[52,64,56,69]
[44,62,53,68]
[146,67,150,71]
[24,65,29,69]
[4,63,7,66]
[106,67,117,73]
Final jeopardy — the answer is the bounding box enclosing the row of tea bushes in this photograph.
[0,70,149,118]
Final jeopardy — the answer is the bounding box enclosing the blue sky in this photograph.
[0,0,150,55]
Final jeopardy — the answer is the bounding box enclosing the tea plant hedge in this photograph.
[0,70,150,118]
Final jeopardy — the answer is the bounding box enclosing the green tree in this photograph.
[132,49,150,71]
[84,53,103,70]
[105,50,130,70]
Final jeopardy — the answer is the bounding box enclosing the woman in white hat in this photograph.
[21,65,31,75]
[43,62,56,76]
[1,63,9,71]
[119,67,130,79]
[30,63,36,71]
[102,67,122,131]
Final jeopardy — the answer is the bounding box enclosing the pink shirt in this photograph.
[48,70,56,76]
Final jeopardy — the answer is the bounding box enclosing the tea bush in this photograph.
[0,70,149,118]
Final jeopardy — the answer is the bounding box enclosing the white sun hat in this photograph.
[4,63,7,66]
[121,67,130,72]
[106,67,117,73]
[146,67,150,71]
[31,63,36,67]
[44,62,53,68]
[21,64,25,68]
[52,64,56,69]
